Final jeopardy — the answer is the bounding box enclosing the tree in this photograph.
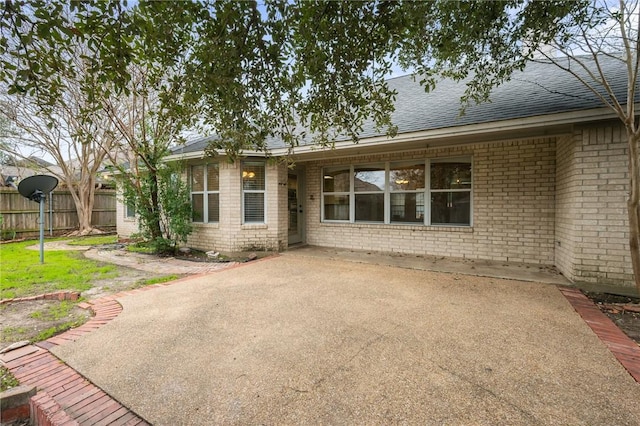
[523,0,640,290]
[102,63,197,250]
[0,44,121,235]
[2,1,589,153]
[0,1,130,234]
[98,2,202,251]
[0,110,15,165]
[1,2,196,242]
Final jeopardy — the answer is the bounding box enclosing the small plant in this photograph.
[29,301,76,321]
[1,326,29,342]
[126,242,157,254]
[33,319,85,341]
[1,366,20,392]
[138,274,179,286]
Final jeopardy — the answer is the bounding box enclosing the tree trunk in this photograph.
[68,177,96,236]
[148,170,163,241]
[629,200,640,292]
[76,203,94,236]
[627,132,640,293]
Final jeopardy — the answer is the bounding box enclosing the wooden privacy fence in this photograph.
[0,189,116,239]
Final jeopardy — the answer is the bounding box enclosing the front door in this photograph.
[288,170,304,245]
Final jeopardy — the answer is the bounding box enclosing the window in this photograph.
[191,163,219,223]
[321,157,471,226]
[125,201,135,219]
[354,165,385,222]
[430,159,472,225]
[390,162,425,223]
[243,161,266,223]
[323,167,350,221]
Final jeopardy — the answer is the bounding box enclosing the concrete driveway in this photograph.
[52,255,640,425]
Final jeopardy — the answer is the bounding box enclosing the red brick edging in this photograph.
[1,296,148,425]
[560,286,640,383]
[0,291,81,305]
[31,391,78,426]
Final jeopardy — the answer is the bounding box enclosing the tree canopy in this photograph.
[8,0,640,289]
[1,0,592,156]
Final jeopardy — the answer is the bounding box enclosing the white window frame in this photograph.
[321,165,352,222]
[429,157,473,227]
[190,163,219,223]
[242,161,267,224]
[388,160,427,224]
[125,200,135,219]
[320,156,472,227]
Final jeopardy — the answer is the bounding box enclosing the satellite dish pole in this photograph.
[17,175,59,264]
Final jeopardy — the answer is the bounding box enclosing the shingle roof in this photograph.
[378,55,626,139]
[173,55,628,155]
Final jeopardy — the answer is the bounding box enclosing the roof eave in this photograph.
[164,149,270,162]
[166,106,624,162]
[282,106,621,158]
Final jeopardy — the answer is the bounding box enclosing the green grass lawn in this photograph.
[0,235,182,348]
[66,235,118,246]
[0,239,118,299]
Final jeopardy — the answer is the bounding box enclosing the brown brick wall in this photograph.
[116,123,635,287]
[304,137,556,264]
[556,123,632,286]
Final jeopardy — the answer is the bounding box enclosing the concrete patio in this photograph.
[49,255,640,425]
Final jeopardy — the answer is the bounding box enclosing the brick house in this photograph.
[117,57,634,287]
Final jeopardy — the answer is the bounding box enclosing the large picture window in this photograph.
[191,163,219,223]
[321,157,471,226]
[243,161,266,223]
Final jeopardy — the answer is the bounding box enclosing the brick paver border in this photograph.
[1,295,149,425]
[560,286,640,382]
[0,290,81,306]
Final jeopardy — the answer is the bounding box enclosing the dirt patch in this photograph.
[172,248,274,263]
[586,292,640,344]
[0,264,178,350]
[1,300,90,345]
[82,265,178,299]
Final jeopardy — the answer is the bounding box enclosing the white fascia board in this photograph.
[276,107,621,157]
[164,149,269,162]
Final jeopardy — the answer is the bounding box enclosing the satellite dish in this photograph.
[18,175,58,203]
[17,174,58,264]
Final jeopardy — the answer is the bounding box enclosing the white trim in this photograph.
[241,161,267,224]
[190,163,219,223]
[321,156,473,227]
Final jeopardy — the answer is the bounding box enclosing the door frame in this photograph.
[287,166,306,246]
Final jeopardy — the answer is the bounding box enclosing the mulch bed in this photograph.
[586,292,640,344]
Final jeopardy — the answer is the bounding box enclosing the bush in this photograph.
[120,162,192,255]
